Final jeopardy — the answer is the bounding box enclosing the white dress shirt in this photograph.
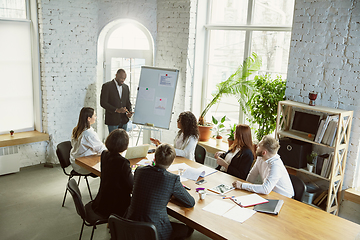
[241,154,294,198]
[174,133,198,161]
[114,79,123,100]
[70,127,107,174]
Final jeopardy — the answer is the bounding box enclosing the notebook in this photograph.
[253,199,284,215]
[124,144,150,159]
[232,193,269,207]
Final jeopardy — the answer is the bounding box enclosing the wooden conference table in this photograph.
[76,154,360,240]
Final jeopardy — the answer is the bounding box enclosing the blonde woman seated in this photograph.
[70,107,106,175]
[214,124,255,180]
[150,111,199,161]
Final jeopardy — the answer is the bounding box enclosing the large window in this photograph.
[195,0,295,127]
[0,0,40,134]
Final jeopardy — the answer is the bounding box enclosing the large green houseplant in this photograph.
[198,53,262,141]
[246,74,286,141]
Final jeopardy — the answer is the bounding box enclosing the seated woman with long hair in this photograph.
[150,111,199,161]
[92,129,134,218]
[70,107,106,175]
[215,124,255,180]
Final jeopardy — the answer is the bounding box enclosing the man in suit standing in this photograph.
[126,143,195,240]
[100,68,133,133]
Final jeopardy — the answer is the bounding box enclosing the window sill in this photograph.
[198,138,229,155]
[0,131,49,147]
[344,188,360,205]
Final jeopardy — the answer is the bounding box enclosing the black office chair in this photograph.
[108,214,159,240]
[67,179,108,240]
[195,144,206,164]
[289,174,306,202]
[56,141,95,207]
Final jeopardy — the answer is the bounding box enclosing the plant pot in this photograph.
[227,139,234,148]
[307,163,314,173]
[198,125,212,141]
[216,137,223,146]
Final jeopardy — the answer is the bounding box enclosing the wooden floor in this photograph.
[0,164,211,240]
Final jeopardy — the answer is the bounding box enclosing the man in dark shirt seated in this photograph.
[126,143,195,240]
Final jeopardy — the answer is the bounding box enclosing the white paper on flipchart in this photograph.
[222,206,256,223]
[138,87,155,101]
[202,199,235,216]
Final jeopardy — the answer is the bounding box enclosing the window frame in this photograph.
[0,0,42,134]
[192,0,293,125]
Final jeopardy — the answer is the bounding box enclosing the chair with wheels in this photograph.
[67,178,108,240]
[56,141,95,207]
[108,214,159,240]
[289,174,306,202]
[195,144,206,164]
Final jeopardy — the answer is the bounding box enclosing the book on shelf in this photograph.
[315,115,338,144]
[315,153,329,175]
[328,120,338,147]
[313,191,327,206]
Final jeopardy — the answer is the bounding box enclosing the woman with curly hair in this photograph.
[214,124,255,180]
[150,111,199,161]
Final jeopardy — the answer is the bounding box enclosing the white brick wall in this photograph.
[287,0,360,222]
[286,0,360,189]
[155,0,196,143]
[36,0,157,164]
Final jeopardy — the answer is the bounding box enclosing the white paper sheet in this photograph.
[202,199,256,224]
[202,199,235,216]
[168,163,191,172]
[136,159,153,166]
[222,206,256,223]
[196,165,217,177]
[181,167,205,181]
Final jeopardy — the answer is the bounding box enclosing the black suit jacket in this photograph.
[216,148,254,180]
[126,165,195,240]
[92,151,134,218]
[100,80,131,126]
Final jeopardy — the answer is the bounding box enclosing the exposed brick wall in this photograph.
[35,0,157,164]
[155,0,195,143]
[286,0,360,189]
[287,0,360,223]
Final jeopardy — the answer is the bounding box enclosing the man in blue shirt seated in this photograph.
[126,143,195,240]
[232,135,294,198]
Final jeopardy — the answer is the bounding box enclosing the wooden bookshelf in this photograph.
[275,100,353,215]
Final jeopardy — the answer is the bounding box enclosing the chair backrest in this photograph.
[195,144,206,164]
[56,141,72,169]
[289,174,306,202]
[108,214,159,240]
[67,178,86,220]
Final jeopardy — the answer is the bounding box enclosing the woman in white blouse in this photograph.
[150,111,199,161]
[70,107,106,175]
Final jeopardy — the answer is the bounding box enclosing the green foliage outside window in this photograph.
[246,74,286,141]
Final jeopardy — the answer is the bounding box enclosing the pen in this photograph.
[222,196,235,199]
[183,185,191,190]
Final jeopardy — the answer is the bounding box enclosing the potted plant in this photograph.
[227,124,236,147]
[212,115,226,146]
[198,53,261,141]
[306,151,318,172]
[246,74,286,141]
[10,130,14,136]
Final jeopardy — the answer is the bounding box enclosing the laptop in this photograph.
[124,144,150,159]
